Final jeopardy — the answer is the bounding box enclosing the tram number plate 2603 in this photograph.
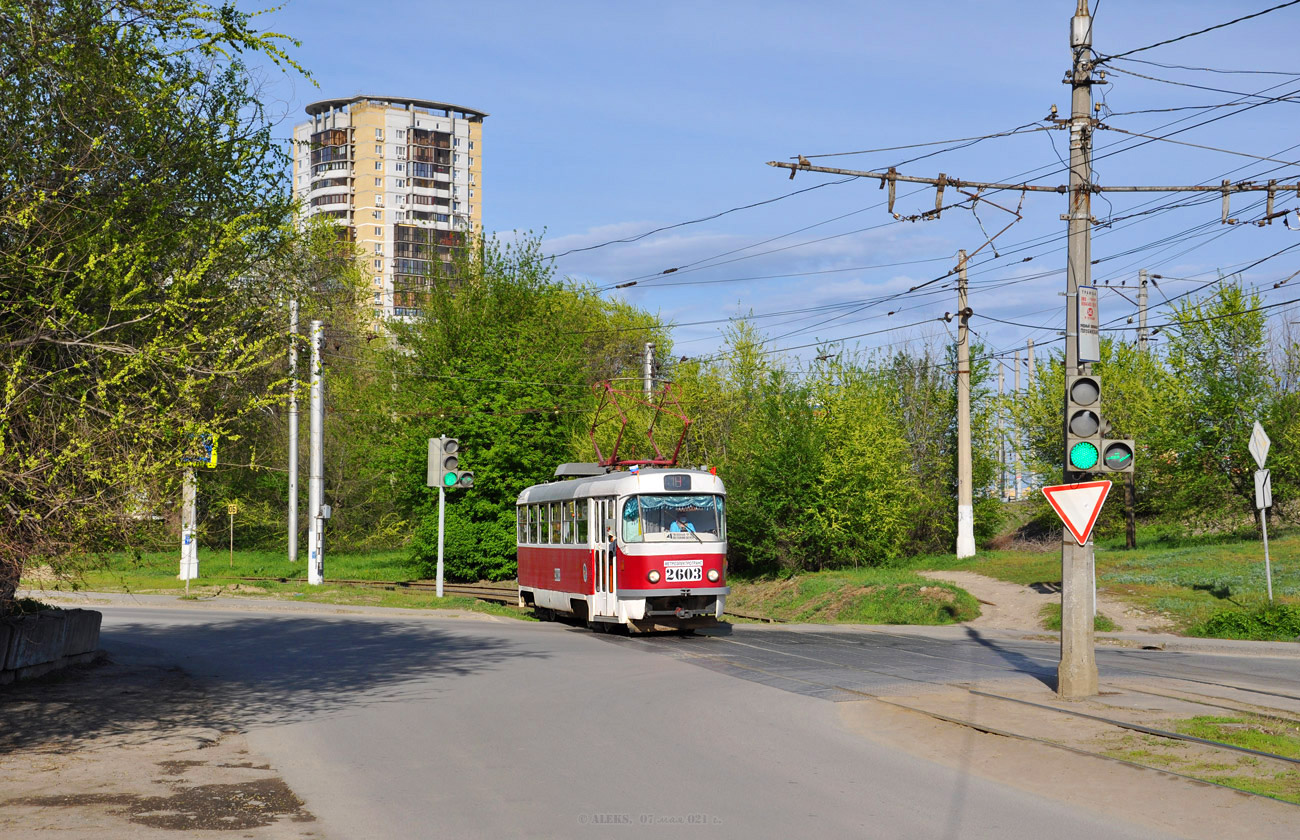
[663,560,703,583]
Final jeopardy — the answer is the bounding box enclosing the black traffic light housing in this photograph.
[1065,374,1103,472]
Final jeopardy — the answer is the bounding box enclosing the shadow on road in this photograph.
[1,614,539,750]
[961,627,1057,690]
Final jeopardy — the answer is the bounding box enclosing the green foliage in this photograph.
[1038,603,1120,632]
[374,235,665,581]
[0,0,322,606]
[1190,603,1300,641]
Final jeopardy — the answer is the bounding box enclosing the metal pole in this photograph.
[956,250,975,558]
[1060,0,1099,699]
[1262,509,1274,602]
[437,483,446,598]
[644,342,655,398]
[288,300,299,562]
[307,320,324,586]
[436,434,447,598]
[229,512,234,569]
[1014,351,1022,501]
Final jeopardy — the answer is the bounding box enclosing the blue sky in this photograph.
[253,1,1300,367]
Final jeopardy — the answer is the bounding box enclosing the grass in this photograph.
[1037,603,1119,632]
[1175,715,1300,761]
[20,548,530,620]
[727,568,980,625]
[910,522,1300,637]
[1102,721,1300,805]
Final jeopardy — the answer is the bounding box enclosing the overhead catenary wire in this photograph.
[1096,1,1300,63]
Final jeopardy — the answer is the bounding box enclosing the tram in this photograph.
[516,465,728,632]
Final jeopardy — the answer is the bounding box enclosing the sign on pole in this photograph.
[1255,469,1272,511]
[1078,285,1100,363]
[1042,480,1112,545]
[1248,421,1275,602]
[1249,420,1270,470]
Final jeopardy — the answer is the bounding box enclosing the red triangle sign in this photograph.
[1042,480,1112,545]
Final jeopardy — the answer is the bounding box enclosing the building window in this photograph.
[453,153,459,164]
[469,140,475,150]
[374,226,382,236]
[453,137,460,147]
[469,189,474,198]
[468,157,474,166]
[469,173,475,183]
[375,194,384,206]
[375,128,383,140]
[468,204,473,214]
[372,210,381,219]
[373,292,380,303]
[375,243,383,253]
[374,259,382,268]
[452,201,460,211]
[396,129,405,140]
[395,211,405,221]
[395,179,405,188]
[396,163,404,172]
[375,144,383,154]
[374,161,382,170]
[374,177,382,186]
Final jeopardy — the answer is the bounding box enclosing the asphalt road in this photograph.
[96,606,1289,840]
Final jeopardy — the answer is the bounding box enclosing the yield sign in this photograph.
[1042,480,1112,545]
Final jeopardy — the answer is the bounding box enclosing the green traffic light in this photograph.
[443,472,457,487]
[1069,441,1099,470]
[1106,450,1132,464]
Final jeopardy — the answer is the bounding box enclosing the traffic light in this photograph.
[426,437,474,490]
[1065,374,1103,472]
[1099,438,1135,474]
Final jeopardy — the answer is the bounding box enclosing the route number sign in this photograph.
[1078,285,1100,363]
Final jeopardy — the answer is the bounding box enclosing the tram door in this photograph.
[592,497,617,616]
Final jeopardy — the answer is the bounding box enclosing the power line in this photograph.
[1098,1,1300,63]
[545,176,858,259]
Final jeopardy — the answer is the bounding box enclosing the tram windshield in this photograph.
[621,495,725,543]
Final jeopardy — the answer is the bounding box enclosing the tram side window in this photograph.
[532,504,543,544]
[576,501,588,544]
[550,502,562,544]
[621,497,642,543]
[517,507,526,544]
[561,501,573,544]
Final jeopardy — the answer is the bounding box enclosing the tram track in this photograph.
[621,629,1300,806]
[237,576,518,604]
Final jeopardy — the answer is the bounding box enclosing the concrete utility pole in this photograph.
[1137,269,1149,353]
[643,342,655,398]
[179,468,198,590]
[1058,0,1099,698]
[998,363,1006,500]
[288,300,299,563]
[1014,351,1022,501]
[307,319,325,586]
[956,250,975,558]
[1027,339,1036,387]
[1124,270,1149,550]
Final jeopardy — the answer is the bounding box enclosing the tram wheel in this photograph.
[535,607,554,622]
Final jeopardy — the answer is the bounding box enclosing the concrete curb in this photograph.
[1,608,103,684]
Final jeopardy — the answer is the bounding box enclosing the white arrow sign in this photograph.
[1042,480,1112,545]
[1249,420,1270,470]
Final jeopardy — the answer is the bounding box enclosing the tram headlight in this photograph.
[647,570,661,584]
[707,569,720,582]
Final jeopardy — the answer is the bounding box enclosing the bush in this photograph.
[1190,604,1300,641]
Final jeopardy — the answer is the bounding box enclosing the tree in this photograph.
[0,1,312,607]
[1159,282,1271,521]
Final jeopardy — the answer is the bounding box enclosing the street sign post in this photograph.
[227,502,238,569]
[1042,480,1112,546]
[1249,421,1274,601]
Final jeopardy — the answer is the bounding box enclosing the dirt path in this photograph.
[0,660,319,838]
[919,569,1175,633]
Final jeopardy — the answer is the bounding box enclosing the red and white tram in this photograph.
[516,466,728,632]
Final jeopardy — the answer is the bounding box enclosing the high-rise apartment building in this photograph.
[292,96,486,319]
